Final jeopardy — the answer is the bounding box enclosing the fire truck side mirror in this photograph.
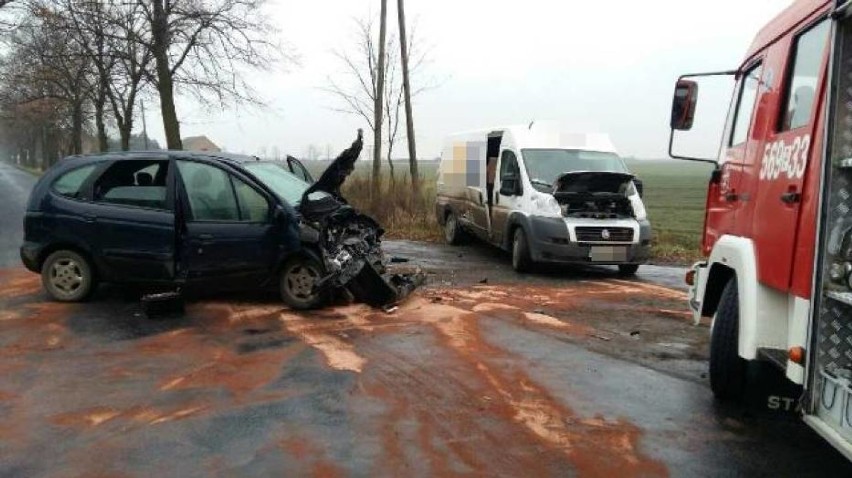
[671,80,698,131]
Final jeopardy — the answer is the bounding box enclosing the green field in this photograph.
[305,158,713,264]
[626,159,713,263]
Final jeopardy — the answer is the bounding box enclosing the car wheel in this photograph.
[41,250,95,302]
[444,211,466,245]
[280,255,326,310]
[618,264,640,276]
[710,278,747,401]
[512,227,533,273]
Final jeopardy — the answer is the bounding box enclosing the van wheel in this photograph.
[444,212,466,245]
[280,255,327,310]
[512,228,533,273]
[710,278,747,401]
[618,264,640,276]
[42,250,95,302]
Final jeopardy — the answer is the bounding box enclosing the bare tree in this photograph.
[136,0,283,150]
[62,0,115,152]
[373,0,388,198]
[396,0,419,195]
[326,14,430,192]
[305,144,320,161]
[99,2,152,151]
[6,4,93,155]
[109,10,152,151]
[0,8,89,164]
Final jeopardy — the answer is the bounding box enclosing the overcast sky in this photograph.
[156,0,794,160]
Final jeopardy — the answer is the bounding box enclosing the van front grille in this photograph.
[575,227,634,243]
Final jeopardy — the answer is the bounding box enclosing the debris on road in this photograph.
[140,291,185,318]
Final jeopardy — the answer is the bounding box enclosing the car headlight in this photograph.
[533,193,562,218]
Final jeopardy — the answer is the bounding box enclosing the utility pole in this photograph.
[372,0,388,200]
[397,0,419,196]
[141,100,150,150]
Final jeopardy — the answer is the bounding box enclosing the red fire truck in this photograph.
[670,0,852,459]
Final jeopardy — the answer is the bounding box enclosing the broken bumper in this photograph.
[526,216,651,265]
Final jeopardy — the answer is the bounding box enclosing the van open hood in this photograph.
[551,171,636,219]
[552,171,635,195]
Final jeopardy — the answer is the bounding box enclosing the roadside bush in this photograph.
[341,174,442,242]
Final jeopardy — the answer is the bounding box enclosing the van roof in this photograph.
[447,122,618,154]
[744,0,830,67]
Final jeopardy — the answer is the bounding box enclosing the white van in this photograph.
[435,122,651,274]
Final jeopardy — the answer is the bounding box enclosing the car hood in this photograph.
[302,129,363,203]
[552,171,635,195]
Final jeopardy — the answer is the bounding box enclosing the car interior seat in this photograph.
[136,172,153,186]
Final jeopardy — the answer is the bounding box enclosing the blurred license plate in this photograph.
[589,246,627,262]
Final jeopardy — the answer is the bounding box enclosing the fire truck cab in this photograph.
[670,0,852,459]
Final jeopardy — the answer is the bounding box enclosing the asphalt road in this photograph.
[0,162,37,268]
[1,160,851,477]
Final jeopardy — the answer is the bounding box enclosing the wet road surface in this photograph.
[1,161,851,476]
[383,239,690,290]
[0,162,37,268]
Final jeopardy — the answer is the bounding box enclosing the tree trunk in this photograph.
[71,101,83,155]
[397,0,419,197]
[152,0,182,150]
[386,134,395,190]
[95,91,108,152]
[120,120,133,151]
[372,0,388,199]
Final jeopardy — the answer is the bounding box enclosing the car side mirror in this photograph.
[633,178,644,198]
[274,205,287,222]
[671,80,698,131]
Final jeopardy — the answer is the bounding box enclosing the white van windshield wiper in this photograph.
[530,178,552,189]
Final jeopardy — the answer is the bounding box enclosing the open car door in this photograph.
[287,155,314,183]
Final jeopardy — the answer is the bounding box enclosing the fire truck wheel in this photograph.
[709,278,747,401]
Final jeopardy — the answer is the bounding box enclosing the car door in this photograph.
[492,149,523,246]
[287,156,314,183]
[87,158,176,282]
[175,159,281,288]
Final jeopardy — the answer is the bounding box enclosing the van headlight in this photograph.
[630,194,647,221]
[533,193,562,218]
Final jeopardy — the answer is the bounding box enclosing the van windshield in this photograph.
[521,149,628,190]
[243,162,310,205]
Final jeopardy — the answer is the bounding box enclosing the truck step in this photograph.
[757,348,788,371]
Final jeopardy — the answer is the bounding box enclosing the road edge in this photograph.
[2,160,42,177]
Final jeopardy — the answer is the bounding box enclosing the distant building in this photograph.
[182,135,221,152]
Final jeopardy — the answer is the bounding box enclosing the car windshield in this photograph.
[243,162,310,205]
[521,149,628,189]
